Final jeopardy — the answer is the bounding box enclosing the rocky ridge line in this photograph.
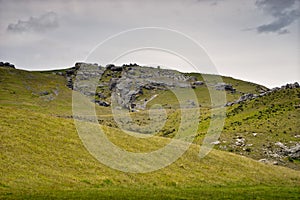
[225,82,300,107]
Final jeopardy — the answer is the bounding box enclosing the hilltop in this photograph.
[0,62,299,199]
[49,62,299,169]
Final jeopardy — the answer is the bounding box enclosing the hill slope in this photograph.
[0,65,299,199]
[195,84,300,169]
[1,106,300,199]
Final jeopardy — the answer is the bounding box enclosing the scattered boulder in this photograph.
[272,161,278,165]
[275,142,286,149]
[225,102,235,107]
[238,93,257,102]
[225,93,257,106]
[235,137,245,146]
[258,159,279,165]
[39,91,50,96]
[94,100,110,107]
[192,81,204,86]
[53,88,59,96]
[258,158,268,163]
[210,141,221,145]
[215,83,236,92]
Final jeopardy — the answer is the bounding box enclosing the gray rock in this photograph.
[235,137,245,146]
[275,142,286,149]
[143,84,156,90]
[94,100,110,107]
[53,88,59,96]
[84,91,96,96]
[286,144,300,159]
[39,91,50,96]
[111,65,190,109]
[274,142,300,159]
[109,78,118,90]
[273,161,278,165]
[72,63,105,93]
[211,141,221,145]
[225,82,299,107]
[192,81,204,86]
[258,158,268,163]
[237,93,255,102]
[225,92,263,107]
[111,66,123,72]
[225,102,234,107]
[215,83,236,92]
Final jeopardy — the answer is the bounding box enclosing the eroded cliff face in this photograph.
[111,65,190,110]
[55,62,299,112]
[60,63,194,110]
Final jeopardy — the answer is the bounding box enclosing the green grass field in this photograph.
[1,66,299,199]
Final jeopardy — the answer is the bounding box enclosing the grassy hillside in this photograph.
[195,86,300,169]
[1,106,300,199]
[0,67,72,115]
[0,66,299,199]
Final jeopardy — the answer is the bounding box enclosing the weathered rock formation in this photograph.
[110,66,190,110]
[59,62,246,110]
[274,142,300,159]
[225,82,299,106]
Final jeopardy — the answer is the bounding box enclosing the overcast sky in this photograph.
[0,0,299,88]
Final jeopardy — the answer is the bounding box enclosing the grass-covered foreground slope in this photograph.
[1,66,300,199]
[1,106,300,199]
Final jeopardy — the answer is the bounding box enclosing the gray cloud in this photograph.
[255,0,300,34]
[196,0,224,6]
[7,12,59,33]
